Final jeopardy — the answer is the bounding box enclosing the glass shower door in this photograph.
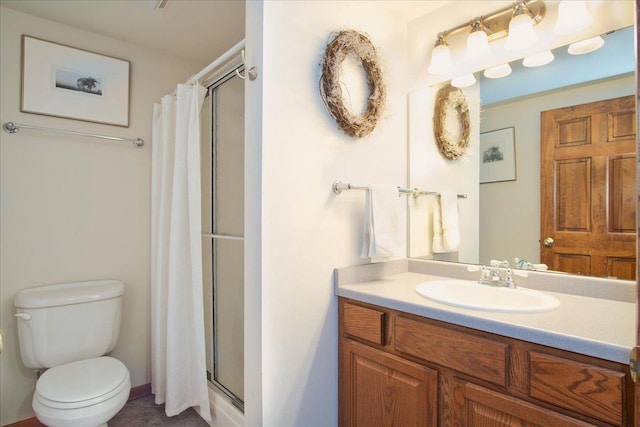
[201,67,244,410]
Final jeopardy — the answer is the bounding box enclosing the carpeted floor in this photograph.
[110,395,209,426]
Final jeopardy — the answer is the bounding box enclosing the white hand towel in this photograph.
[432,197,446,253]
[440,191,460,251]
[361,184,402,261]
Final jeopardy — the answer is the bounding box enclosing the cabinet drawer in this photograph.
[529,352,625,425]
[394,316,508,386]
[343,302,385,345]
[463,382,595,426]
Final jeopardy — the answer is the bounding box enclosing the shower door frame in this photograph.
[202,62,245,412]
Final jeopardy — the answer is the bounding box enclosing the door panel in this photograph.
[541,96,637,279]
[610,155,636,232]
[556,158,591,231]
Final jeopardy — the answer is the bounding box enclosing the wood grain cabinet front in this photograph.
[338,298,634,427]
[529,351,626,425]
[456,381,597,426]
[340,339,438,427]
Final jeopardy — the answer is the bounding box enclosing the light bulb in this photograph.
[568,36,604,55]
[428,36,453,75]
[451,74,476,88]
[523,50,554,67]
[464,22,491,63]
[505,4,538,51]
[484,63,512,79]
[554,0,592,35]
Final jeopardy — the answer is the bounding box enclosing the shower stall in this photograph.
[201,59,245,411]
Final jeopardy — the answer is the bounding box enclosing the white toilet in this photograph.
[14,280,131,427]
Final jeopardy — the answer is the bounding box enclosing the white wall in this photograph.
[245,1,414,425]
[0,7,200,425]
[480,74,635,264]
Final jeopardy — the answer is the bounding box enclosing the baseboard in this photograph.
[3,418,45,427]
[129,382,152,401]
[4,383,152,427]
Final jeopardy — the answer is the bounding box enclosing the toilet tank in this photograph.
[14,280,125,369]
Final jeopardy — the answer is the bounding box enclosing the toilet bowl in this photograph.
[32,357,130,427]
[14,280,131,427]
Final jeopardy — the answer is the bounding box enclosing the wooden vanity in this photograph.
[339,297,634,426]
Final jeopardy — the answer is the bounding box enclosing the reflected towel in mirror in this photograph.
[433,191,459,252]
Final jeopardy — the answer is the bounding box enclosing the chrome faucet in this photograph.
[473,260,521,288]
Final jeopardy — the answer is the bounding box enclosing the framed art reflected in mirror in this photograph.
[480,127,516,184]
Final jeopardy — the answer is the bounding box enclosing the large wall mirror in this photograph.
[408,2,636,281]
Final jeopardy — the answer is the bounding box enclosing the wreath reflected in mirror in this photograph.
[434,84,470,160]
[319,30,386,139]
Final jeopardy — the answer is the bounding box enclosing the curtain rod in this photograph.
[188,39,246,84]
[2,122,144,148]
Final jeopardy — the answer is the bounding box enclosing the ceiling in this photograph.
[0,0,246,67]
[0,0,452,67]
[4,0,630,103]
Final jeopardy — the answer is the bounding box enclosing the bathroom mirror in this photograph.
[409,22,637,280]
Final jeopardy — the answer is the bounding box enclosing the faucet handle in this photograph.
[504,268,516,288]
[490,259,510,268]
[480,265,491,282]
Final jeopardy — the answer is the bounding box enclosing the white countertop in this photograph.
[335,260,636,364]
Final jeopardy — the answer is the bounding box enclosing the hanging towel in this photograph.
[361,184,402,261]
[440,191,460,251]
[432,197,446,253]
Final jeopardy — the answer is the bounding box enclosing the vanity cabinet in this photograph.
[339,298,634,426]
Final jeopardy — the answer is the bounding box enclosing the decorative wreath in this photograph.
[433,84,470,160]
[319,30,386,139]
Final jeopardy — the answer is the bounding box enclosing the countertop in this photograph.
[335,259,636,364]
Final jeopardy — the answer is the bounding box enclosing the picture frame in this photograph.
[480,127,517,184]
[21,35,130,127]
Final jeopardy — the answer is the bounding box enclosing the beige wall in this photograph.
[0,7,200,425]
[480,74,635,265]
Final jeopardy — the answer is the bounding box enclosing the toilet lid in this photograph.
[36,357,129,407]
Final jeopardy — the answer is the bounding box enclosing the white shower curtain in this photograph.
[150,83,211,424]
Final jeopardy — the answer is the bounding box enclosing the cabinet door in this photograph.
[455,381,596,427]
[340,339,437,427]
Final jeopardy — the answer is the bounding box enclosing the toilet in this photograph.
[14,280,131,427]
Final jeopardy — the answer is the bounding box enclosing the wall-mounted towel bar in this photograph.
[412,189,467,199]
[2,121,144,148]
[332,181,467,199]
[332,181,412,195]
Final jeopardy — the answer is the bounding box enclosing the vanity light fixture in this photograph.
[426,1,546,76]
[567,35,604,55]
[464,21,491,63]
[554,0,592,35]
[504,1,538,51]
[451,73,477,88]
[522,50,554,67]
[484,63,512,79]
[428,34,454,75]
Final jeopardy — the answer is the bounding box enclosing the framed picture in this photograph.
[21,35,130,127]
[480,127,517,184]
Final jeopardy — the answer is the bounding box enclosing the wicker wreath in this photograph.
[433,84,470,160]
[319,30,386,138]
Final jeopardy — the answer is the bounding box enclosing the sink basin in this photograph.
[415,279,560,313]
